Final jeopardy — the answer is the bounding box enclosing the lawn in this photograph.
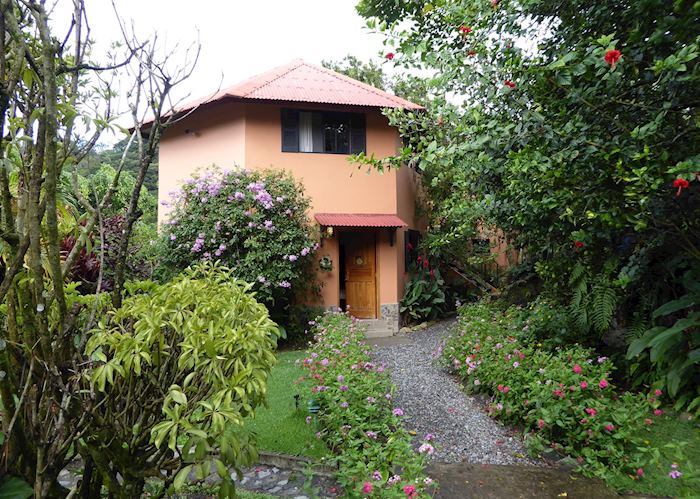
[243,350,329,459]
[606,413,700,497]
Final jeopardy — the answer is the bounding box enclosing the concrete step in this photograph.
[357,319,397,338]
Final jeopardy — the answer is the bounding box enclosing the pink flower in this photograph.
[418,443,435,455]
[654,409,663,416]
[537,419,545,429]
[366,431,378,439]
[497,384,504,392]
[573,364,582,374]
[636,468,644,478]
[385,52,395,60]
[644,418,653,425]
[403,485,417,498]
[580,381,588,389]
[654,389,662,396]
[503,386,510,394]
[337,375,345,382]
[393,408,405,416]
[599,379,609,389]
[605,424,615,432]
[372,470,382,481]
[585,408,597,417]
[362,481,373,494]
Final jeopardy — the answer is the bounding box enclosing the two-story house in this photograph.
[157,59,423,335]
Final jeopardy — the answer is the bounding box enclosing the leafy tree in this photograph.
[356,1,700,409]
[322,54,387,89]
[0,1,197,494]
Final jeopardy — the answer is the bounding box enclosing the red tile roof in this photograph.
[315,213,408,228]
[180,59,423,112]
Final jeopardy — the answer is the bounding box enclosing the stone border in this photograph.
[257,451,337,478]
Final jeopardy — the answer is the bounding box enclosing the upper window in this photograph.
[281,109,366,154]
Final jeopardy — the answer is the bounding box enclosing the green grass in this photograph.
[243,350,329,459]
[605,414,700,497]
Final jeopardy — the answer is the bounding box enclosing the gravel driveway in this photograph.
[370,320,539,465]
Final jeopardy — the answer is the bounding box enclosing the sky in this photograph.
[59,0,386,135]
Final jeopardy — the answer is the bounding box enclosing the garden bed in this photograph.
[302,312,435,498]
[442,302,699,496]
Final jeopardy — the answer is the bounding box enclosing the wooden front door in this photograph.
[344,232,377,319]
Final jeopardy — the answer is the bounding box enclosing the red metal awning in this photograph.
[314,213,407,228]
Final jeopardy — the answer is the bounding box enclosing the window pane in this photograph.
[281,109,299,152]
[299,112,313,152]
[323,112,350,154]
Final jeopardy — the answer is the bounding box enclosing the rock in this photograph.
[278,479,289,486]
[400,327,411,333]
[269,486,282,493]
[257,470,271,479]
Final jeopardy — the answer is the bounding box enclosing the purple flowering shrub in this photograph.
[302,312,434,497]
[443,303,662,479]
[158,167,318,314]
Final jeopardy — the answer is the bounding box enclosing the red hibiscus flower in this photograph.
[385,52,395,60]
[504,79,516,88]
[604,49,621,66]
[574,241,585,249]
[673,177,689,197]
[459,26,472,34]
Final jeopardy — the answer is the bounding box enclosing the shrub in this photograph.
[302,313,434,497]
[157,167,318,317]
[400,255,446,323]
[82,262,279,497]
[443,302,660,479]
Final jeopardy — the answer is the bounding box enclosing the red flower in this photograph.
[385,52,395,60]
[468,51,477,57]
[654,409,663,416]
[604,49,621,66]
[504,79,516,88]
[636,468,644,478]
[674,177,689,197]
[422,258,429,269]
[459,25,473,34]
[574,241,585,249]
[403,485,417,498]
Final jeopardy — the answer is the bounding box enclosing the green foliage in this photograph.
[322,55,387,89]
[443,303,657,479]
[79,137,159,193]
[568,260,619,335]
[358,0,700,411]
[83,262,279,498]
[302,313,433,497]
[502,296,582,347]
[157,167,319,318]
[628,269,700,415]
[400,256,446,323]
[0,477,33,499]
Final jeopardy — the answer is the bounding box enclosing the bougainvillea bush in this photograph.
[158,167,318,317]
[443,302,664,478]
[302,312,434,498]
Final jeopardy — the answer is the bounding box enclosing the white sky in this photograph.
[61,0,386,144]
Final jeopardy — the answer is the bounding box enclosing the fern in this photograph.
[591,282,617,333]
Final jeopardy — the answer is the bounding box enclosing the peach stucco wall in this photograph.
[157,100,419,314]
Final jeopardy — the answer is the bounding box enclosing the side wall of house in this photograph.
[158,102,246,225]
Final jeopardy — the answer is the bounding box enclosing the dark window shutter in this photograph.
[281,109,299,152]
[350,113,366,154]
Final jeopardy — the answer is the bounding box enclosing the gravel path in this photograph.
[372,320,539,465]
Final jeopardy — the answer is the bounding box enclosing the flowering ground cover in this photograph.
[442,302,700,493]
[302,312,435,498]
[241,350,330,459]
